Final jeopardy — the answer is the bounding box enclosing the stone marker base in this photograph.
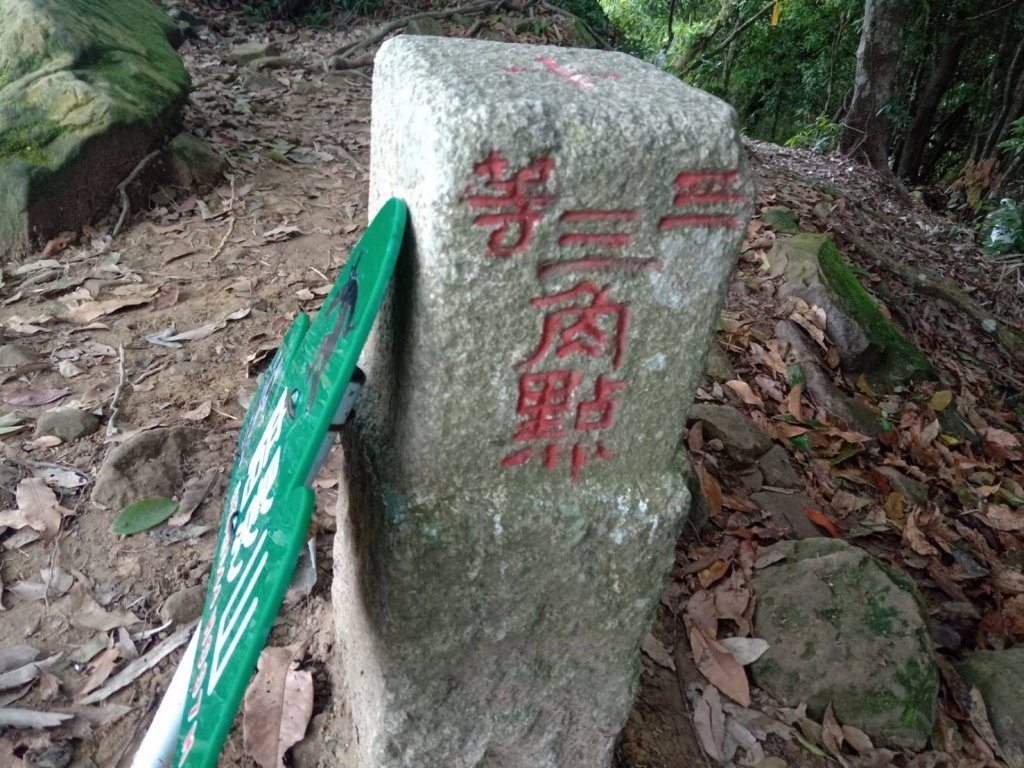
[333,34,751,768]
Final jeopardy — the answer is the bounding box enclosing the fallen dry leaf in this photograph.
[692,684,726,761]
[77,647,120,699]
[59,583,141,632]
[242,645,314,768]
[169,468,220,527]
[64,288,158,323]
[726,379,764,407]
[689,625,751,706]
[0,478,74,539]
[1,387,69,407]
[804,507,840,538]
[718,637,769,666]
[904,509,939,556]
[183,401,213,421]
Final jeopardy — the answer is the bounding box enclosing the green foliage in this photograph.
[997,117,1024,158]
[551,0,614,36]
[981,198,1024,257]
[785,116,843,153]
[112,497,179,535]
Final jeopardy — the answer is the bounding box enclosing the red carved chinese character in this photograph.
[465,152,554,257]
[659,170,745,230]
[510,370,581,442]
[571,442,612,480]
[576,375,626,431]
[523,283,630,370]
[502,444,561,470]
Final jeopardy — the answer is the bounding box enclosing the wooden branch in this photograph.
[538,1,613,49]
[113,150,160,238]
[326,0,506,66]
[681,2,773,76]
[820,212,1024,367]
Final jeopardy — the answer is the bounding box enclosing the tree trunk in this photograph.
[896,33,968,182]
[981,37,1024,159]
[920,100,970,181]
[839,0,907,170]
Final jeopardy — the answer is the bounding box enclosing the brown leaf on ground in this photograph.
[242,645,314,768]
[77,647,120,699]
[904,509,940,556]
[65,288,158,323]
[58,583,141,632]
[688,625,751,706]
[691,684,726,761]
[0,478,74,539]
[726,379,764,406]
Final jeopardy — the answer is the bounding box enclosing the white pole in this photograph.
[131,628,199,768]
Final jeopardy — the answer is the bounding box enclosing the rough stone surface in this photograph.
[688,403,772,463]
[406,17,445,36]
[335,36,752,768]
[774,319,883,434]
[752,538,938,749]
[761,206,800,234]
[703,341,735,381]
[223,40,280,63]
[750,491,822,539]
[33,408,99,443]
[0,0,189,258]
[757,444,803,489]
[91,427,201,509]
[0,344,36,367]
[165,132,225,187]
[956,647,1024,768]
[158,583,206,626]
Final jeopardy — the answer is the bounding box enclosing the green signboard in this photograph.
[170,199,407,767]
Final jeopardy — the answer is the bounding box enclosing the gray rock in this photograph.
[33,408,100,443]
[752,538,937,749]
[873,466,929,505]
[956,647,1024,768]
[761,206,800,234]
[784,282,878,372]
[406,18,445,36]
[0,0,189,259]
[688,404,772,463]
[246,55,293,71]
[166,133,226,188]
[703,341,735,381]
[92,427,201,509]
[735,466,764,493]
[750,491,822,539]
[335,36,753,768]
[757,444,803,489]
[290,712,328,768]
[0,344,37,367]
[159,584,206,626]
[774,320,883,435]
[680,453,709,537]
[223,40,280,64]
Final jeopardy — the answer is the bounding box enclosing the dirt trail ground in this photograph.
[2,4,1024,767]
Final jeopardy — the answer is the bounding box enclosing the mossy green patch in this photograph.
[897,659,939,733]
[816,238,937,388]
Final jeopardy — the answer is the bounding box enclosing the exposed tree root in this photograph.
[820,211,1024,368]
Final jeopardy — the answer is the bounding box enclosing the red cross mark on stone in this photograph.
[522,282,630,371]
[465,151,554,257]
[659,170,745,230]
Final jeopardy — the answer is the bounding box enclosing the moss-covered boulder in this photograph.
[956,647,1024,768]
[0,0,189,258]
[771,233,936,388]
[751,538,938,749]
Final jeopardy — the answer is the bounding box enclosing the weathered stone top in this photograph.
[364,37,753,495]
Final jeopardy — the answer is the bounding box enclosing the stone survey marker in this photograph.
[334,37,752,767]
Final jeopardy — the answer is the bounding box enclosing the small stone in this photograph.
[735,466,764,493]
[166,133,227,188]
[761,206,800,234]
[0,344,37,367]
[25,742,74,768]
[406,17,444,36]
[751,491,822,539]
[688,404,772,463]
[92,427,201,509]
[956,647,1024,768]
[873,466,929,506]
[240,71,276,91]
[752,538,937,749]
[757,444,803,489]
[33,409,100,443]
[159,584,207,626]
[246,55,293,71]
[223,41,281,64]
[290,712,328,768]
[703,341,735,381]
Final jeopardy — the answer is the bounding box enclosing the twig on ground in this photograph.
[106,344,127,437]
[211,216,235,260]
[325,0,505,68]
[113,150,161,238]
